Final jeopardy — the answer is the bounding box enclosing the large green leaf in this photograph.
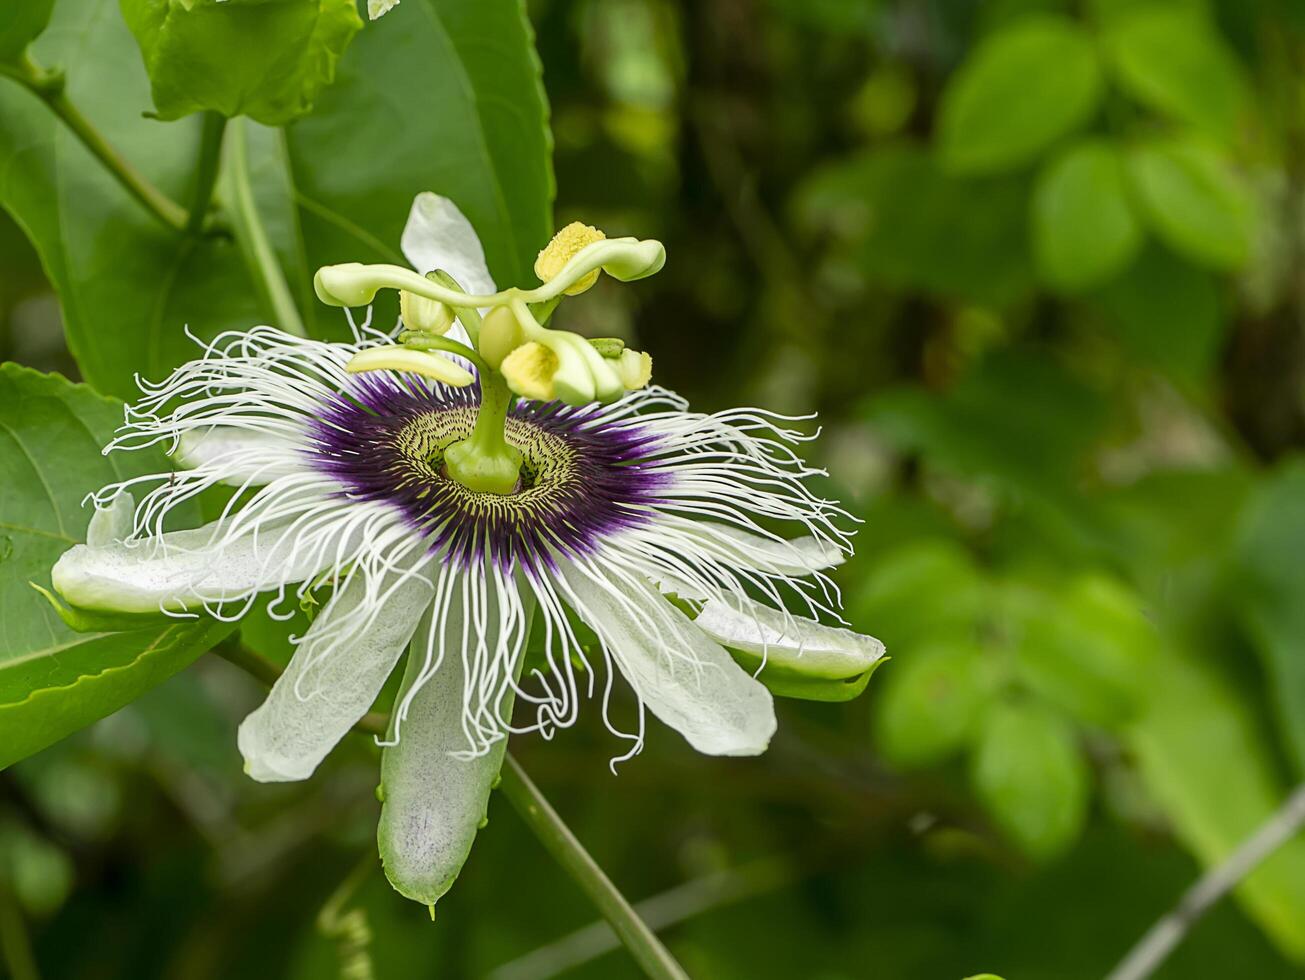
[937,16,1102,176]
[0,364,230,770]
[1031,138,1142,293]
[0,0,54,61]
[1104,6,1250,141]
[0,0,272,399]
[119,0,362,125]
[284,0,555,306]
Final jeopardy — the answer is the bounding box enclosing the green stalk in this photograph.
[226,118,307,337]
[0,57,189,233]
[498,756,692,980]
[444,368,523,494]
[212,640,687,979]
[186,112,227,234]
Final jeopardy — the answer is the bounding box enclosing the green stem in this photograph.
[444,369,523,494]
[210,640,686,979]
[0,57,189,234]
[186,112,227,234]
[226,118,307,337]
[498,756,692,980]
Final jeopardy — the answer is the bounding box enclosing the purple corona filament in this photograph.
[307,372,670,574]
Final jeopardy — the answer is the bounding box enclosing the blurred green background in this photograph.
[5,0,1305,977]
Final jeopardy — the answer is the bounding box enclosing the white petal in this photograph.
[400,193,496,295]
[560,563,776,756]
[681,523,845,576]
[238,555,435,782]
[646,522,844,601]
[176,426,306,487]
[367,0,399,19]
[379,580,521,905]
[86,491,135,548]
[694,597,885,679]
[52,515,343,614]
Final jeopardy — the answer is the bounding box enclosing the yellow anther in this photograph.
[501,342,559,401]
[535,222,607,295]
[615,348,653,390]
[399,290,455,335]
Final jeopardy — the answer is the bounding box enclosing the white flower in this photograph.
[50,194,884,903]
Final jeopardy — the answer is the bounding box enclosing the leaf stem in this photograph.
[186,112,227,234]
[226,118,307,337]
[210,638,688,979]
[0,56,189,234]
[1106,780,1305,980]
[497,756,692,980]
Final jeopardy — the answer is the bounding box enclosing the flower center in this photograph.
[309,377,668,570]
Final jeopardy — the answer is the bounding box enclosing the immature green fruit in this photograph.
[480,307,525,369]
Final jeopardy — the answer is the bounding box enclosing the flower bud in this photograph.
[400,290,455,336]
[535,222,607,295]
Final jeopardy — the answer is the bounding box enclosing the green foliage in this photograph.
[970,701,1090,860]
[1126,136,1255,270]
[1093,245,1225,381]
[0,0,54,61]
[1233,461,1305,773]
[0,0,1304,973]
[119,0,362,125]
[284,0,556,295]
[1031,139,1142,292]
[0,0,272,398]
[1103,5,1250,142]
[1128,654,1305,960]
[875,640,991,768]
[937,16,1102,176]
[0,365,230,770]
[797,143,1034,306]
[1007,575,1156,728]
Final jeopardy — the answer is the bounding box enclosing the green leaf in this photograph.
[119,0,362,125]
[0,0,275,399]
[937,16,1102,175]
[848,538,986,651]
[1233,460,1305,774]
[796,143,1035,308]
[284,0,555,302]
[1032,139,1142,292]
[1007,576,1156,728]
[1093,245,1225,381]
[0,0,54,62]
[1105,6,1250,141]
[0,364,231,770]
[971,701,1089,859]
[875,641,992,768]
[1126,137,1255,270]
[1129,654,1305,961]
